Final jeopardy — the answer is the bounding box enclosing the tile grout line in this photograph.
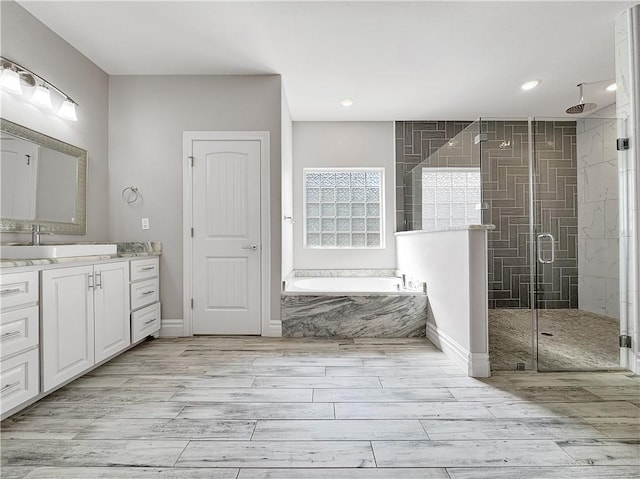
[170,439,191,468]
[418,419,431,440]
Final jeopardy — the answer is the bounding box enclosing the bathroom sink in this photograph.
[0,244,117,259]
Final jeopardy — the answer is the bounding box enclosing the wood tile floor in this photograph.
[1,337,639,478]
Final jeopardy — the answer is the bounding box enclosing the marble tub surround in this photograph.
[281,293,427,338]
[0,241,162,269]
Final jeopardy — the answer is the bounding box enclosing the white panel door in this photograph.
[41,265,95,392]
[94,261,130,363]
[192,140,261,334]
[0,136,38,219]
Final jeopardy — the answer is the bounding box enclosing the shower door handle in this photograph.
[537,233,555,264]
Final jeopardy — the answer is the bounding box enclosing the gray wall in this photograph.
[281,87,294,279]
[108,75,282,322]
[292,122,396,270]
[0,0,109,242]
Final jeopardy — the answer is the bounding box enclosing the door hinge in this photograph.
[190,298,194,309]
[188,156,194,166]
[191,227,194,237]
[617,138,630,151]
[619,335,632,348]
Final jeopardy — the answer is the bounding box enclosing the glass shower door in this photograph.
[480,118,537,371]
[533,116,623,371]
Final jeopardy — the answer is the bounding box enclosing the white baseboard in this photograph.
[263,320,282,338]
[426,322,490,377]
[160,318,281,338]
[160,318,184,337]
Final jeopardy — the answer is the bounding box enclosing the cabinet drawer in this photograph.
[132,302,161,343]
[0,348,39,416]
[1,306,39,359]
[130,278,159,310]
[0,271,38,311]
[130,258,159,282]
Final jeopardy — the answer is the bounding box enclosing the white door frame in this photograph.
[183,131,271,336]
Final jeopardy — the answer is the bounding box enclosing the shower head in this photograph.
[566,83,597,115]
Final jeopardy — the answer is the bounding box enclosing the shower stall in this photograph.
[399,112,628,372]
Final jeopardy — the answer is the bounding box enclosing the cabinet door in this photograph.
[94,262,130,363]
[41,265,95,392]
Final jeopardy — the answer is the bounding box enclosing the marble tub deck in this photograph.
[1,337,638,478]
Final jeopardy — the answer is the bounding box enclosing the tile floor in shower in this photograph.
[1,336,638,478]
[489,309,621,371]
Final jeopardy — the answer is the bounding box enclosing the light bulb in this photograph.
[0,68,23,95]
[58,99,78,121]
[31,84,52,109]
[340,98,354,107]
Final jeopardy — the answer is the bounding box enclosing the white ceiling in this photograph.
[17,0,637,121]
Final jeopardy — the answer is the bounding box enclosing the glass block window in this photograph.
[421,167,481,231]
[304,168,384,248]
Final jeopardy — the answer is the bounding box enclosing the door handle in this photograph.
[537,233,555,264]
[241,244,258,251]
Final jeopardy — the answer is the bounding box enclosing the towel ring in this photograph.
[121,186,140,204]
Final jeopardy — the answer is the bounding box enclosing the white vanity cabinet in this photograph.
[41,261,130,392]
[0,271,40,416]
[94,262,131,363]
[130,258,161,342]
[1,253,160,419]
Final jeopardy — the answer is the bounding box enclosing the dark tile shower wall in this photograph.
[395,120,578,310]
[395,121,472,231]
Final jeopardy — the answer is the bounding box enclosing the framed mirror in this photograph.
[0,118,87,234]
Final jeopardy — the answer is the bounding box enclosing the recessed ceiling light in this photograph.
[340,98,354,107]
[520,80,541,91]
[605,82,617,92]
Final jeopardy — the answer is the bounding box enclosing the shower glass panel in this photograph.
[403,120,482,232]
[479,118,536,371]
[533,116,623,371]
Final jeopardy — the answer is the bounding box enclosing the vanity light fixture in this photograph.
[58,99,78,121]
[340,98,354,107]
[605,82,618,92]
[0,56,79,121]
[0,67,23,95]
[31,84,53,110]
[520,79,541,91]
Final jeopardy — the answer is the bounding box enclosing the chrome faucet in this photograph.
[31,224,44,245]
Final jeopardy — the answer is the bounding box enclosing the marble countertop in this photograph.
[0,241,162,269]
